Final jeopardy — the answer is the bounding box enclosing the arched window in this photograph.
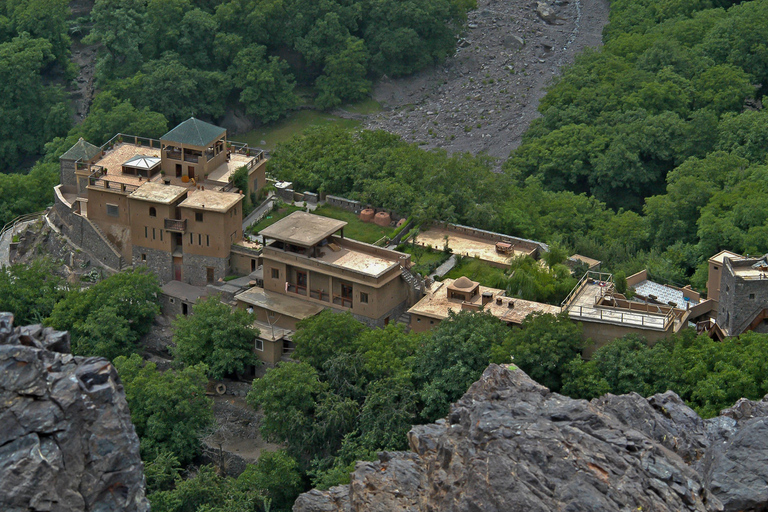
[149,207,157,217]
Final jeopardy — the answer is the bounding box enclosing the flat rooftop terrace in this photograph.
[206,153,257,184]
[260,211,347,247]
[314,242,398,276]
[90,143,162,186]
[409,279,559,324]
[566,280,674,331]
[235,287,324,320]
[414,227,534,266]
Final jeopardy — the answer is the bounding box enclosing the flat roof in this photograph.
[315,242,398,276]
[206,153,257,184]
[709,250,743,265]
[161,280,208,302]
[235,287,324,320]
[414,227,535,266]
[566,280,673,330]
[260,211,347,247]
[89,143,163,186]
[569,254,601,267]
[408,278,559,324]
[180,189,242,212]
[130,182,188,204]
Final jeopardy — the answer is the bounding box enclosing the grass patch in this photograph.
[444,257,508,289]
[313,204,394,244]
[236,110,361,152]
[340,98,382,115]
[249,204,304,234]
[398,245,450,277]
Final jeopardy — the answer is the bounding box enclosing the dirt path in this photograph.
[365,0,610,161]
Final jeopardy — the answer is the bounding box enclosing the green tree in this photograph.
[247,362,328,452]
[315,37,371,109]
[292,310,366,369]
[46,268,161,359]
[0,258,65,324]
[0,35,70,167]
[238,450,303,512]
[172,296,260,379]
[114,354,213,464]
[490,313,585,391]
[229,44,298,122]
[411,310,508,421]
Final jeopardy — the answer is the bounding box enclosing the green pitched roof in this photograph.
[161,118,226,147]
[60,138,101,162]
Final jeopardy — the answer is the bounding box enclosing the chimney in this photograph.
[482,291,493,306]
[508,300,515,309]
[496,297,503,306]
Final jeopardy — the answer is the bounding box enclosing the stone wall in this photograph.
[353,299,409,329]
[52,188,124,271]
[182,253,229,287]
[133,245,173,283]
[326,194,362,213]
[59,159,77,188]
[717,257,768,335]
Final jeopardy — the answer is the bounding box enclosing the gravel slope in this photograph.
[365,0,610,161]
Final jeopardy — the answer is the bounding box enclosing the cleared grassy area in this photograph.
[236,110,361,152]
[248,205,303,234]
[398,245,450,276]
[444,257,509,289]
[313,204,394,244]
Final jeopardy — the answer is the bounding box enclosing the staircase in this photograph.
[400,266,423,294]
[396,312,411,330]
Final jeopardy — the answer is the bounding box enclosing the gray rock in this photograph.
[295,365,724,511]
[0,314,148,512]
[536,2,557,23]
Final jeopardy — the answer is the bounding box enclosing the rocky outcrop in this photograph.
[0,313,149,512]
[295,364,768,512]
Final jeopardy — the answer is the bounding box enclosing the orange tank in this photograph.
[359,208,375,222]
[374,211,391,227]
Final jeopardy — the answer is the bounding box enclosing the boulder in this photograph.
[0,313,149,512]
[536,2,557,23]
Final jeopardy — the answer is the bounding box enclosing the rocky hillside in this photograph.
[294,364,768,512]
[0,313,148,512]
[366,0,610,160]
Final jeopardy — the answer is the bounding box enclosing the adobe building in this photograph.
[256,211,420,327]
[408,276,560,333]
[52,118,266,285]
[561,271,694,356]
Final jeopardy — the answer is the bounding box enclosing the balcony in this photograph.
[164,218,187,232]
[286,283,307,296]
[332,295,353,308]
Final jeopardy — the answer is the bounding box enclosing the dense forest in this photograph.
[3,0,768,510]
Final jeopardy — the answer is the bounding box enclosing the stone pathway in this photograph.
[431,254,458,279]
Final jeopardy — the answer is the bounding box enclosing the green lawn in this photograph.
[444,257,508,289]
[313,204,394,244]
[249,205,303,234]
[398,245,450,276]
[235,110,361,152]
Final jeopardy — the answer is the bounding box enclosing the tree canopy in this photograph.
[172,296,260,379]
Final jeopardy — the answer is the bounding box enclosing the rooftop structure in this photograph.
[626,270,700,308]
[235,286,325,321]
[715,253,768,336]
[260,211,347,247]
[60,138,100,162]
[567,254,601,272]
[129,182,188,204]
[408,277,559,332]
[562,271,691,353]
[179,189,243,213]
[259,212,417,329]
[160,118,226,148]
